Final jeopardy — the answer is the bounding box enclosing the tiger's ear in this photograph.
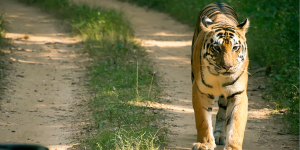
[200,16,213,32]
[237,18,250,36]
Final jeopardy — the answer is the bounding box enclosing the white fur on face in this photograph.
[201,32,247,75]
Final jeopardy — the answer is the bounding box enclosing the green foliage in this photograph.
[19,0,133,40]
[119,0,299,133]
[84,39,167,149]
[18,0,167,149]
[0,15,5,46]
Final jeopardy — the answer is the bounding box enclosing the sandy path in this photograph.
[70,0,298,150]
[70,1,298,150]
[0,0,88,150]
[0,0,296,150]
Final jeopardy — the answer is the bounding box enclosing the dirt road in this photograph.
[0,0,88,149]
[0,0,297,150]
[70,0,298,150]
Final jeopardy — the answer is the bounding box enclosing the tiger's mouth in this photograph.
[219,65,241,75]
[221,71,234,75]
[208,63,238,75]
[206,59,242,76]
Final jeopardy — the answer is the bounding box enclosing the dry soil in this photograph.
[0,0,298,150]
[70,0,298,150]
[0,0,89,150]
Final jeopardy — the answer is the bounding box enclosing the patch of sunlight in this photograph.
[47,145,73,150]
[135,38,191,47]
[145,49,154,53]
[10,57,40,64]
[6,33,80,43]
[36,125,67,128]
[150,103,194,114]
[248,109,272,119]
[156,56,190,63]
[152,32,192,37]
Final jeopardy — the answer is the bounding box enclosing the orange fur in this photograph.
[191,2,249,150]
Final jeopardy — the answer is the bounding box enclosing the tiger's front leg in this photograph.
[192,83,216,150]
[214,95,227,145]
[224,91,248,150]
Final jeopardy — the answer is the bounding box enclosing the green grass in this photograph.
[84,37,167,149]
[119,0,299,134]
[18,0,167,149]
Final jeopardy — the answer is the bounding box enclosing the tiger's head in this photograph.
[200,16,249,76]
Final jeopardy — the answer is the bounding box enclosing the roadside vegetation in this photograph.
[0,15,5,47]
[18,0,167,149]
[118,0,299,134]
[0,14,6,88]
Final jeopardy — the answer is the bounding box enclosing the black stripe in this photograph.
[208,12,223,19]
[226,116,231,126]
[222,69,245,87]
[221,72,233,75]
[227,90,244,100]
[200,65,213,88]
[208,94,214,99]
[207,66,219,76]
[202,107,213,112]
[203,52,214,58]
[214,27,236,34]
[191,71,194,82]
[224,28,235,33]
[203,44,211,59]
[206,43,210,49]
[222,13,239,23]
[195,82,214,99]
[205,2,239,23]
[217,33,223,37]
[218,101,227,110]
[214,25,235,29]
[226,105,236,126]
[215,29,222,32]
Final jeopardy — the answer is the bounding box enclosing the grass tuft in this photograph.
[18,0,167,149]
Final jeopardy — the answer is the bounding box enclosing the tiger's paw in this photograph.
[192,142,214,150]
[215,137,226,145]
[214,132,226,145]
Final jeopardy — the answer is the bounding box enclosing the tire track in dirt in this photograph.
[76,0,298,150]
[0,1,89,149]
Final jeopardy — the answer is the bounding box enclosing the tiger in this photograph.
[190,2,249,150]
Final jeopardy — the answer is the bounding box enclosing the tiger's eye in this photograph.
[212,46,221,53]
[233,46,239,51]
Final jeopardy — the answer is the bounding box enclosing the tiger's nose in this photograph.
[222,65,232,70]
